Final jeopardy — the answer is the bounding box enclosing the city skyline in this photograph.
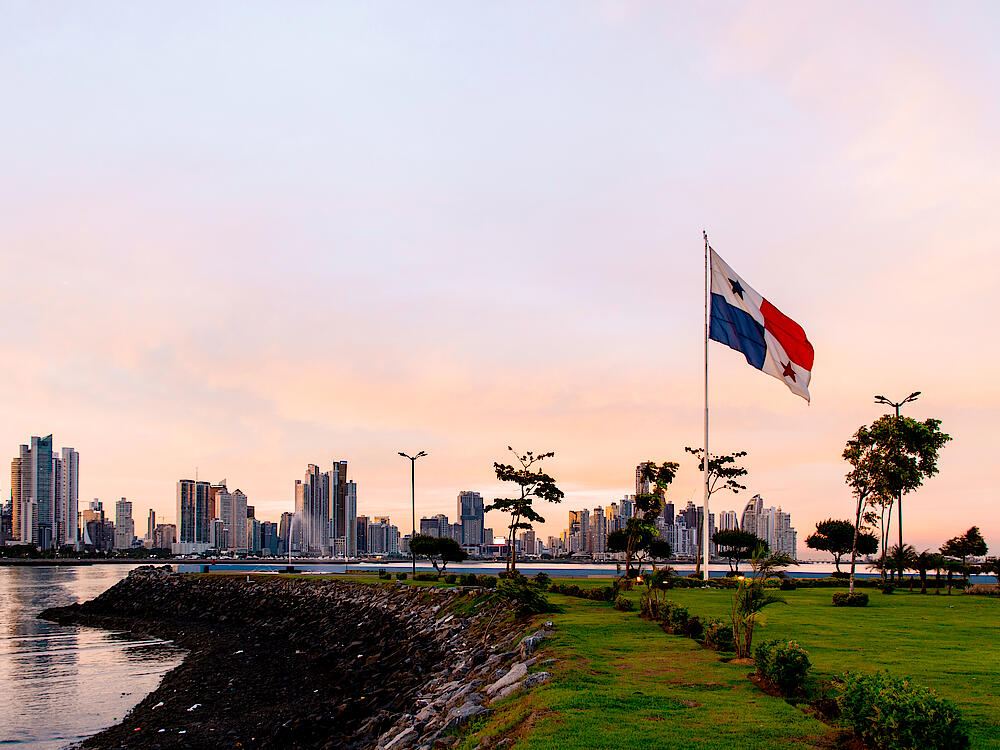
[1,3,997,556]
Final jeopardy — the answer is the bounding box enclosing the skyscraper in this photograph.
[145,508,156,546]
[740,495,764,537]
[294,460,357,556]
[457,491,485,546]
[218,485,248,552]
[10,435,60,549]
[114,498,134,549]
[176,479,211,552]
[636,462,653,496]
[58,447,79,549]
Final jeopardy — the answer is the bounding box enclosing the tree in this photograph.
[940,527,988,568]
[731,546,792,659]
[712,529,766,573]
[887,544,918,588]
[408,534,467,573]
[684,447,749,576]
[842,416,949,594]
[871,414,951,580]
[805,519,877,573]
[609,461,679,580]
[911,550,938,594]
[981,559,1000,586]
[486,448,564,574]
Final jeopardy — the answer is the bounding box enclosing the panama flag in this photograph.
[709,248,814,402]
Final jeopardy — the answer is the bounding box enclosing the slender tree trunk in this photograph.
[919,570,927,594]
[849,496,863,595]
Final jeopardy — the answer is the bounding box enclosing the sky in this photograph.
[1,1,997,556]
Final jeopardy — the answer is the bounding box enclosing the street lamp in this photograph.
[398,450,427,577]
[873,391,920,579]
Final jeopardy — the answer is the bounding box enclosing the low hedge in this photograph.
[755,639,811,697]
[837,671,970,750]
[832,592,869,607]
[613,595,634,611]
[444,573,457,584]
[414,572,439,581]
[548,582,616,602]
[703,619,734,651]
[395,572,407,581]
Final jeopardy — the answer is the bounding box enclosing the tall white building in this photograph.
[58,447,79,549]
[218,487,248,552]
[718,510,739,532]
[10,436,77,550]
[114,498,134,549]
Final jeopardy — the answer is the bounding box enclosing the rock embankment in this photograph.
[40,567,554,750]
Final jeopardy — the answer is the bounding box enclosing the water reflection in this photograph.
[0,565,186,749]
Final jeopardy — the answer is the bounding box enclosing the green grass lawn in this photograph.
[592,581,1000,750]
[457,592,838,750]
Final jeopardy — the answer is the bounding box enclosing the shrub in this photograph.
[661,601,690,634]
[832,592,869,607]
[476,574,497,589]
[533,571,551,588]
[496,578,558,616]
[563,584,583,598]
[704,619,735,651]
[613,595,634,611]
[458,573,478,586]
[444,573,457,583]
[377,570,391,580]
[837,671,970,750]
[639,592,661,620]
[685,615,704,639]
[755,639,811,697]
[880,583,895,594]
[588,586,615,602]
[779,579,797,591]
[395,572,407,581]
[414,572,439,581]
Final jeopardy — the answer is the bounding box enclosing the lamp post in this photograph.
[398,451,427,577]
[874,391,920,581]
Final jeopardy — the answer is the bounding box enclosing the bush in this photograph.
[755,639,811,697]
[587,586,615,602]
[837,671,970,750]
[613,595,634,611]
[779,579,797,591]
[685,615,704,639]
[476,574,497,589]
[880,583,895,594]
[414,572,439,581]
[533,571,551,588]
[395,572,407,581]
[832,592,869,607]
[704,619,735,651]
[444,573,457,584]
[496,578,558,616]
[458,573,478,586]
[377,570,391,580]
[639,592,661,620]
[661,601,690,634]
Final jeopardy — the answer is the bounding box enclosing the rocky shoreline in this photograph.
[40,567,556,750]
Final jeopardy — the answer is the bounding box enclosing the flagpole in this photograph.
[703,230,711,582]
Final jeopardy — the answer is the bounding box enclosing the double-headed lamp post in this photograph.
[398,450,427,577]
[874,391,920,575]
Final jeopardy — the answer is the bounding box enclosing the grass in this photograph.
[605,581,1000,750]
[456,592,836,750]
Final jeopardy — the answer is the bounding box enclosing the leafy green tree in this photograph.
[843,416,949,594]
[408,534,467,573]
[731,546,792,659]
[486,447,564,574]
[608,461,678,580]
[911,549,938,594]
[804,519,877,573]
[940,527,988,568]
[684,447,749,576]
[872,414,951,580]
[712,529,766,573]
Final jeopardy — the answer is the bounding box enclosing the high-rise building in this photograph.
[114,498,134,550]
[81,500,113,552]
[218,485,248,552]
[367,516,399,555]
[590,506,607,554]
[261,521,279,555]
[11,436,56,549]
[636,462,654,496]
[294,460,357,556]
[176,479,211,552]
[279,512,294,554]
[518,529,536,556]
[153,523,176,550]
[718,510,739,531]
[356,515,369,555]
[57,447,79,549]
[146,509,156,545]
[740,495,765,537]
[457,491,485,546]
[0,499,12,543]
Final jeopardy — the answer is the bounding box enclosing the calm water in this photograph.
[0,565,186,749]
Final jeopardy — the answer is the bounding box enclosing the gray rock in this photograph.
[384,727,419,750]
[486,662,528,696]
[523,671,552,688]
[492,681,523,701]
[444,701,493,730]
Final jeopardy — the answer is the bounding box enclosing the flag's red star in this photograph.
[781,361,796,381]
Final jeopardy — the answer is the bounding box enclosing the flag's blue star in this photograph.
[729,278,745,299]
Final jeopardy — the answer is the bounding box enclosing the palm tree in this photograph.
[912,550,937,594]
[731,546,793,659]
[888,544,918,589]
